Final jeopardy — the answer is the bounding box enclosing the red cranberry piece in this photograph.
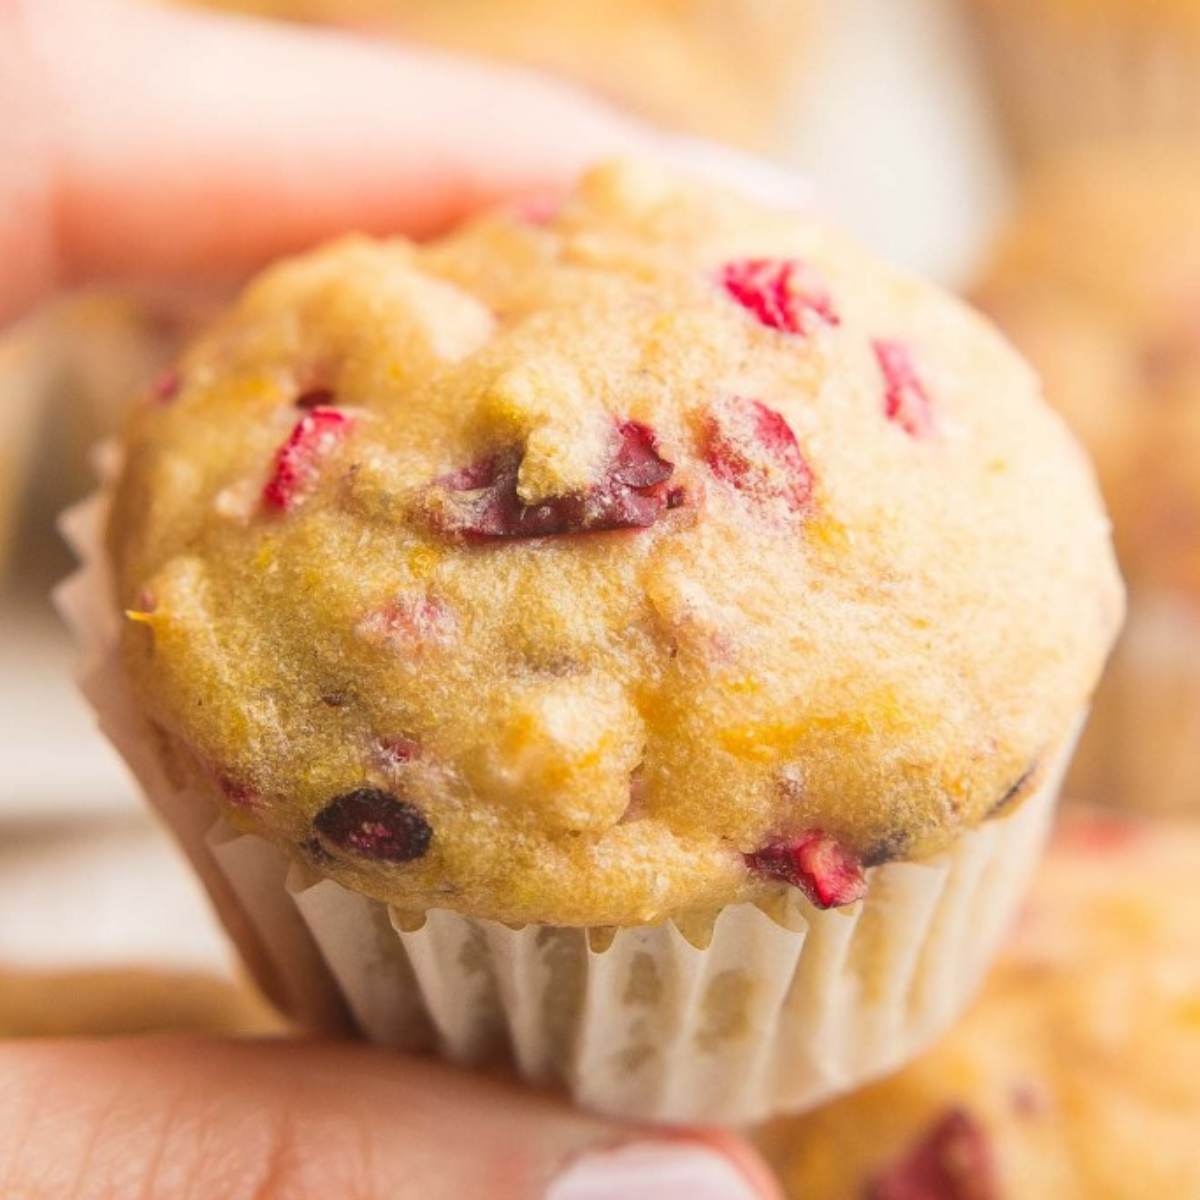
[313,787,432,863]
[721,258,840,335]
[868,1109,997,1200]
[358,595,455,648]
[874,339,934,438]
[703,397,813,514]
[216,775,259,810]
[375,736,419,770]
[150,367,181,405]
[262,406,353,511]
[433,419,674,540]
[745,830,866,908]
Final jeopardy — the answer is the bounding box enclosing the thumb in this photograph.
[0,1037,782,1200]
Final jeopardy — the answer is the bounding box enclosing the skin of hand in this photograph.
[0,2,796,1197]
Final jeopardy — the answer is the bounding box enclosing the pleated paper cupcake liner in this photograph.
[968,3,1200,162]
[282,749,1064,1124]
[58,445,1071,1123]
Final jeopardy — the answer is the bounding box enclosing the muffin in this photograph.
[966,0,1200,162]
[62,161,1121,1122]
[757,811,1200,1197]
[186,0,813,151]
[974,147,1200,813]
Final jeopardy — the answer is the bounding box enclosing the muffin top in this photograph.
[975,147,1200,599]
[109,161,1120,927]
[757,813,1200,1198]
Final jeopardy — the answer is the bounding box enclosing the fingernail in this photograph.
[547,1141,762,1200]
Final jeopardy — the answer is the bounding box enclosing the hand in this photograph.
[0,1037,780,1198]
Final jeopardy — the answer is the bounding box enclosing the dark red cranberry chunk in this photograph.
[703,396,813,514]
[313,787,432,863]
[868,1108,997,1200]
[721,258,840,335]
[745,830,866,908]
[432,419,674,540]
[874,339,934,439]
[263,406,353,511]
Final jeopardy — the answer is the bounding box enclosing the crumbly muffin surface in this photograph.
[757,814,1200,1198]
[975,148,1200,600]
[110,162,1120,926]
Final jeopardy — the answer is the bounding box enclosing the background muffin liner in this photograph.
[58,451,1074,1124]
[967,3,1200,162]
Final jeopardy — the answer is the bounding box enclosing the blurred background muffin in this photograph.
[973,145,1200,814]
[967,0,1200,164]
[756,811,1200,1197]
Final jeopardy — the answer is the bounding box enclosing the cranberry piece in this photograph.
[313,787,432,863]
[874,339,934,438]
[868,1109,997,1200]
[433,419,674,540]
[262,406,353,511]
[721,258,840,335]
[703,397,813,514]
[150,367,181,405]
[376,736,419,770]
[745,830,866,909]
[358,595,455,648]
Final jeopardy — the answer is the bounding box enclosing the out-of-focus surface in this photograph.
[0,966,285,1037]
[757,813,1200,1198]
[965,0,1200,164]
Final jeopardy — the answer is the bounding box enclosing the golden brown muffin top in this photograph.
[757,813,1200,1199]
[109,162,1120,927]
[975,146,1200,600]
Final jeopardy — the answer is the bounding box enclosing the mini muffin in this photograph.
[974,147,1200,813]
[186,0,813,151]
[966,0,1200,162]
[72,161,1120,1122]
[757,811,1200,1198]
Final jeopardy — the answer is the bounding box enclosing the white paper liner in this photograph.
[59,444,1070,1124]
[284,749,1063,1124]
[968,4,1200,161]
